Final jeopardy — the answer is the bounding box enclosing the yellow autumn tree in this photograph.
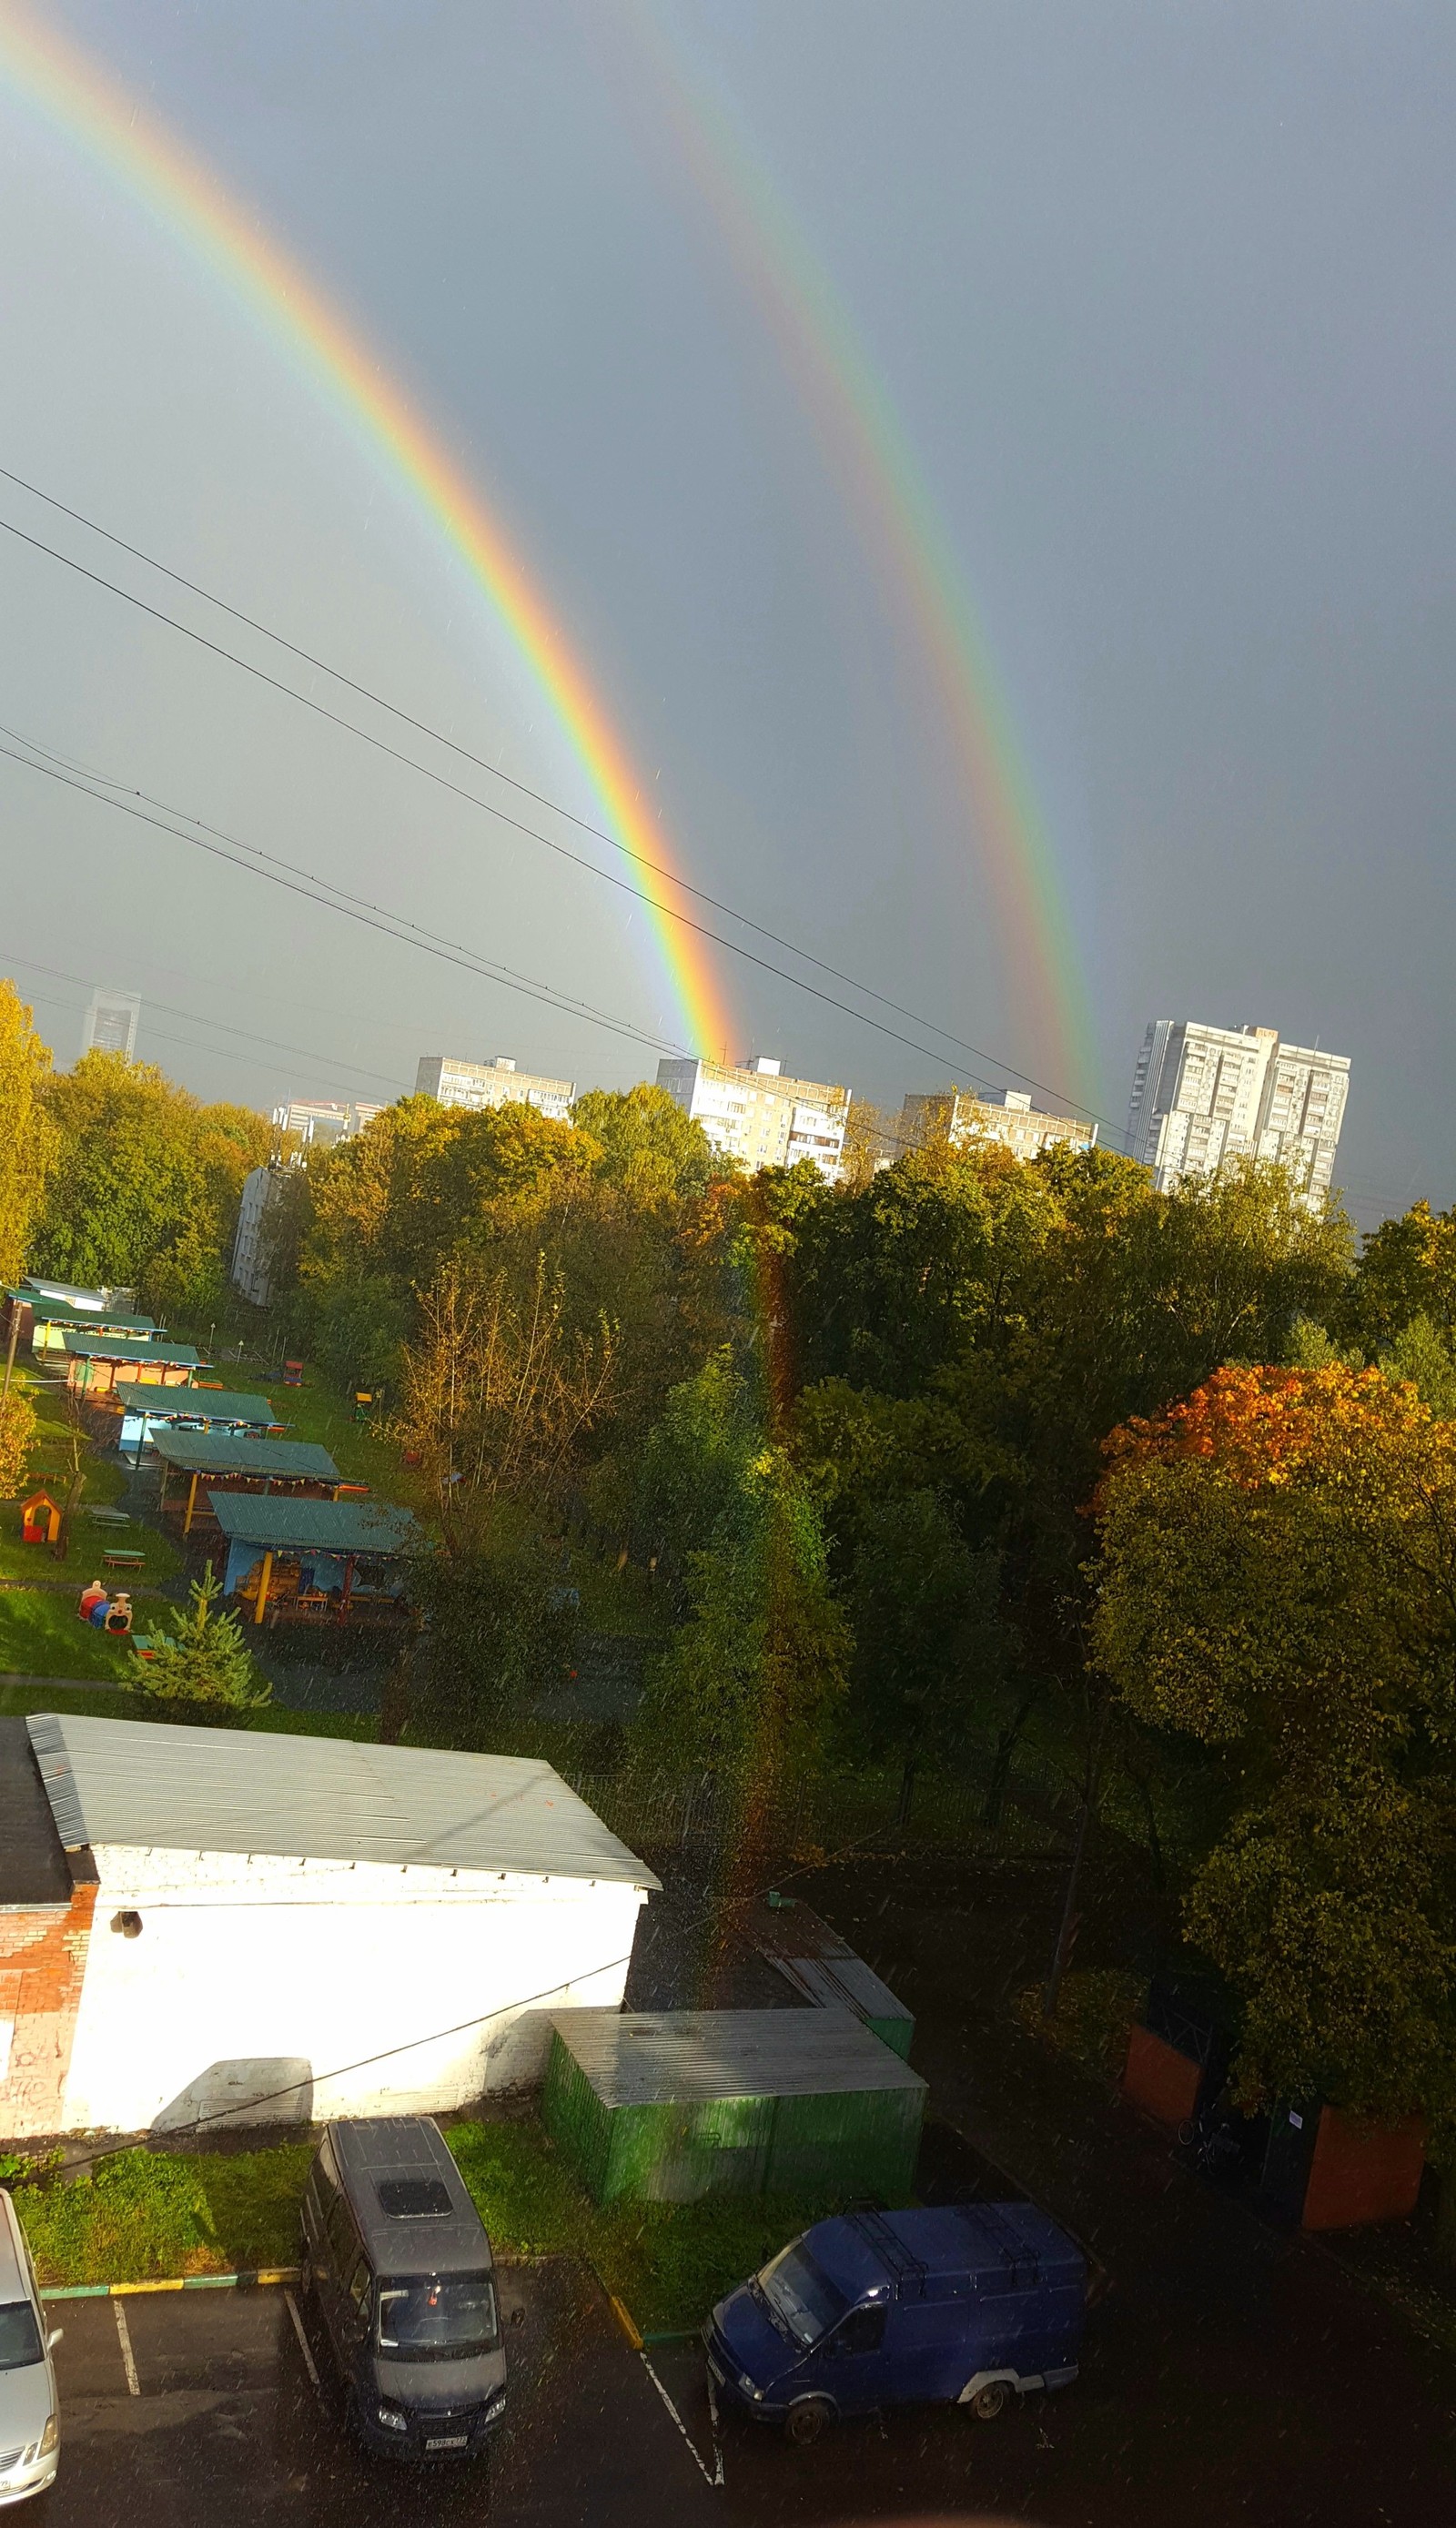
[0,980,55,1284]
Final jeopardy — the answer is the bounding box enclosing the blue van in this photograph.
[704,2203,1085,2445]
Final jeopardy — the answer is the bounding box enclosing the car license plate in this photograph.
[426,2433,469,2451]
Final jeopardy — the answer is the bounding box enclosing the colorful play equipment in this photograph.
[77,1579,107,1623]
[21,1490,61,1545]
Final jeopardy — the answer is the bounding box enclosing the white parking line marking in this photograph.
[284,2290,323,2398]
[113,2300,139,2397]
[639,2352,722,2491]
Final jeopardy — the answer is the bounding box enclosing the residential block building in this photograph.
[898,1087,1097,1163]
[81,989,140,1059]
[271,1099,385,1148]
[656,1055,850,1180]
[1127,1020,1350,1198]
[415,1055,574,1123]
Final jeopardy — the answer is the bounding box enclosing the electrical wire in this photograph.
[1,730,1082,1095]
[2,948,407,1099]
[0,739,692,1063]
[0,491,1116,1131]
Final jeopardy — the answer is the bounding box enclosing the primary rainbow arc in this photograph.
[0,0,734,1063]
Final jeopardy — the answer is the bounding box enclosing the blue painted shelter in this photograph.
[209,1494,423,1625]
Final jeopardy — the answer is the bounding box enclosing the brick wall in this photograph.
[0,1881,97,2139]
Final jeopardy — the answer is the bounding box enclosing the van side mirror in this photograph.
[46,2329,64,2351]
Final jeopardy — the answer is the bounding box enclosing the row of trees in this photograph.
[6,971,1455,2148]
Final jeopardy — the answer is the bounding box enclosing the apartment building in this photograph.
[899,1087,1097,1163]
[415,1055,575,1123]
[81,990,140,1059]
[656,1055,850,1181]
[1127,1020,1350,1198]
[271,1100,385,1148]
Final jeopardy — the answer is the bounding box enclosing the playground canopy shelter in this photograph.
[156,1431,345,1534]
[113,1384,275,1455]
[211,1493,423,1625]
[64,1336,199,1396]
[2,1289,162,1355]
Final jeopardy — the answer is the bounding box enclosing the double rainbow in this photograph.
[0,0,733,1060]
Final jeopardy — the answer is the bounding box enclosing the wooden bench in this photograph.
[102,1550,147,1571]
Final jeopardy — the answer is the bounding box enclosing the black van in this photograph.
[299,2116,507,2458]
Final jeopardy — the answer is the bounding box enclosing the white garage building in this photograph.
[5,1713,657,2137]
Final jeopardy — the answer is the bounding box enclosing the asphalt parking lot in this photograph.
[38,2236,1456,2528]
[40,2263,722,2528]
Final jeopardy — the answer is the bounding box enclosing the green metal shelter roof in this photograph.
[154,1431,339,1481]
[209,1494,423,1556]
[548,2007,926,2108]
[20,1299,158,1333]
[64,1336,200,1366]
[112,1383,268,1422]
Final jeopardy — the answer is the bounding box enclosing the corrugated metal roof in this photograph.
[549,2007,925,2107]
[112,1387,275,1426]
[209,1495,421,1553]
[154,1432,339,1480]
[64,1336,200,1365]
[25,1712,660,1887]
[27,1303,157,1332]
[768,1955,912,2023]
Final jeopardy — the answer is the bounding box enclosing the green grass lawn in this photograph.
[11,2118,847,2331]
[0,1506,182,1590]
[0,1587,173,1681]
[0,1676,377,1737]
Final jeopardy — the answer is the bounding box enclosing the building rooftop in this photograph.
[24,1713,659,1888]
[113,1385,273,1424]
[153,1431,340,1481]
[65,1337,201,1367]
[208,1495,421,1555]
[548,2007,925,2106]
[0,1715,72,1908]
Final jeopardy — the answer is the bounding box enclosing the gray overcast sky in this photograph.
[1,2,1451,1226]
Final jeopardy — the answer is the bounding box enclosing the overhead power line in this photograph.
[0,947,408,1098]
[2,726,1112,1103]
[0,737,694,1063]
[0,472,1120,1135]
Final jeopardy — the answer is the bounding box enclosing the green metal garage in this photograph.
[542,2007,926,2205]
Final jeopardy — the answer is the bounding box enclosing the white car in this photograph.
[0,2189,60,2506]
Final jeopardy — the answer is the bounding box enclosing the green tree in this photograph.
[1345,1198,1456,1354]
[839,1486,1005,1822]
[0,981,54,1284]
[571,1084,717,1203]
[1092,1363,1456,2131]
[34,1057,268,1317]
[132,1566,271,1716]
[408,1534,580,1750]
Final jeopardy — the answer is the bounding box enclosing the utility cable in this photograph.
[3,721,687,1060]
[0,740,691,1064]
[0,490,1116,1131]
[1,730,1080,1097]
[3,947,407,1099]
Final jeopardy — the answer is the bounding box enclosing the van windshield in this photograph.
[756,2243,847,2350]
[0,2302,43,2371]
[377,2272,499,2361]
